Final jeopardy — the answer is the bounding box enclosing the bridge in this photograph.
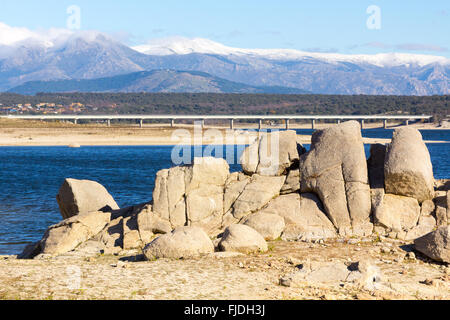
[0,114,433,130]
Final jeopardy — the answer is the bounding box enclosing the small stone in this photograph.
[380,247,391,254]
[445,267,450,276]
[286,256,300,266]
[421,278,437,286]
[102,247,122,256]
[111,261,126,268]
[209,252,244,259]
[279,276,292,287]
[405,252,416,260]
[238,262,245,268]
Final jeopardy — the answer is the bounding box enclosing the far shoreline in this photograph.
[0,119,448,147]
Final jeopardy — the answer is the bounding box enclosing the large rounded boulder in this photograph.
[143,226,214,260]
[56,178,119,220]
[219,224,268,254]
[242,212,285,240]
[384,127,434,203]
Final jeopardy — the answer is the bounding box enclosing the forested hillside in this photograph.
[0,93,448,118]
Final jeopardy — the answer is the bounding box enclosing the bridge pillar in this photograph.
[285,119,290,130]
[383,119,388,129]
[230,119,234,130]
[360,119,365,129]
[258,119,263,130]
[311,119,316,130]
[405,120,409,126]
[74,119,78,125]
[201,119,205,129]
[139,119,143,128]
[337,119,341,124]
[171,119,175,128]
[107,119,111,127]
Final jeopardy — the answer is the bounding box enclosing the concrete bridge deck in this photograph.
[1,114,433,130]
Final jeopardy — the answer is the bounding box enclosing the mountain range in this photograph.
[0,26,449,95]
[8,70,309,95]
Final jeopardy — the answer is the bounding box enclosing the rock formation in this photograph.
[370,129,438,240]
[19,121,448,264]
[240,130,305,176]
[152,157,230,234]
[56,178,119,220]
[299,121,372,236]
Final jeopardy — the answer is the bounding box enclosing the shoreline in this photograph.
[0,121,448,147]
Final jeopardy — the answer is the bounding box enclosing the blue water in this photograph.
[295,129,450,142]
[0,129,448,255]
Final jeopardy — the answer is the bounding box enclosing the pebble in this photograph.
[422,278,437,287]
[279,276,293,287]
[444,267,450,276]
[380,247,391,254]
[238,262,245,268]
[405,252,416,260]
[111,261,127,268]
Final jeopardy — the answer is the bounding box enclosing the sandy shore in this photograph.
[0,119,447,146]
[0,237,448,300]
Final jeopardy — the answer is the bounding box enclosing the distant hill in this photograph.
[8,70,310,95]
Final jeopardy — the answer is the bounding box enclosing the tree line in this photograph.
[0,93,448,119]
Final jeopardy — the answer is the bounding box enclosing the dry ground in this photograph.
[0,119,447,146]
[0,237,448,300]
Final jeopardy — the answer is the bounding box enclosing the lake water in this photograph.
[0,129,448,255]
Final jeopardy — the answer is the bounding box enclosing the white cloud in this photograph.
[0,22,37,45]
[0,22,73,47]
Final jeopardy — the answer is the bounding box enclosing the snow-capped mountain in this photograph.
[0,23,449,95]
[133,37,450,68]
[0,30,149,90]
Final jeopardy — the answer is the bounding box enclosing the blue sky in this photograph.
[1,0,449,56]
